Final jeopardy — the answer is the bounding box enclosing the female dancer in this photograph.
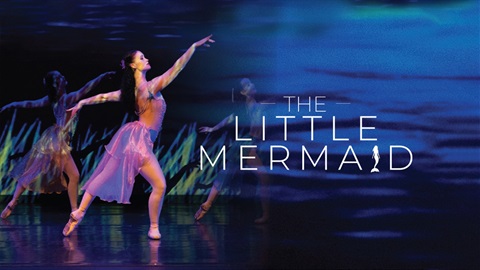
[62,35,214,239]
[0,70,114,219]
[194,78,270,224]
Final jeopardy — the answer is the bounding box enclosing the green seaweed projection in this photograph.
[1,113,237,202]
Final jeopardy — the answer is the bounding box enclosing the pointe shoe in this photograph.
[63,210,84,237]
[1,202,17,219]
[148,226,161,240]
[194,203,210,221]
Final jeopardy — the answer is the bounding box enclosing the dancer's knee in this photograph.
[150,178,166,195]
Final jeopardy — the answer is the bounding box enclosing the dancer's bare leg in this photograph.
[1,182,26,219]
[63,192,95,236]
[247,149,270,224]
[63,156,121,236]
[139,155,166,240]
[64,153,80,212]
[254,170,270,224]
[194,185,219,221]
[77,192,95,215]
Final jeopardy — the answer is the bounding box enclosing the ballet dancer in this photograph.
[0,70,114,219]
[194,78,270,224]
[62,35,215,239]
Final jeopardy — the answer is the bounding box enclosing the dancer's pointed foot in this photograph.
[148,225,161,240]
[194,203,211,221]
[63,210,84,237]
[1,202,17,219]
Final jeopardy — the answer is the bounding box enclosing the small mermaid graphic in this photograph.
[371,145,380,173]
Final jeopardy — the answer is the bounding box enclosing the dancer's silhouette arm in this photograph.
[64,71,116,107]
[0,72,115,114]
[198,113,234,133]
[0,96,49,113]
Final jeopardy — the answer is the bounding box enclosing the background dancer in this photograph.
[194,78,271,224]
[0,70,114,219]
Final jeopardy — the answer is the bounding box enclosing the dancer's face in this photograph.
[130,51,151,72]
[240,84,256,97]
[240,79,256,97]
[51,71,67,95]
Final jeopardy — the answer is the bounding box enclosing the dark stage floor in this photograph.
[0,194,479,270]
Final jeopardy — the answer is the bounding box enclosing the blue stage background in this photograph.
[1,0,478,196]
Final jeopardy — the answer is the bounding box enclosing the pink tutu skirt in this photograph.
[82,121,156,204]
[11,125,71,193]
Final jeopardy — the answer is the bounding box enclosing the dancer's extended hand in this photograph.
[67,103,83,119]
[198,126,215,133]
[194,35,215,48]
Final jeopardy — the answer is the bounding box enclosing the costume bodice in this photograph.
[135,82,167,132]
[52,96,67,127]
[245,97,262,139]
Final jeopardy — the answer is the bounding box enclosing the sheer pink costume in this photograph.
[81,82,166,203]
[11,97,74,193]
